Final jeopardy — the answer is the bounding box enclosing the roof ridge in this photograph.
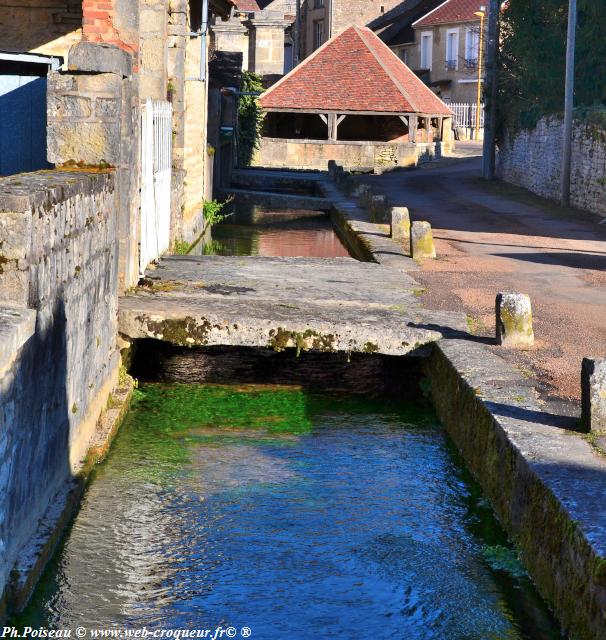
[260,25,358,105]
[412,0,451,26]
[355,26,419,113]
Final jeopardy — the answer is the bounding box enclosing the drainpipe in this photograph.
[187,0,209,82]
[200,0,209,82]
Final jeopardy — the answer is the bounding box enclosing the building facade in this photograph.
[298,0,404,59]
[210,0,296,82]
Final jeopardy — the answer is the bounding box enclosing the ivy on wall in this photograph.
[238,72,265,167]
[498,0,606,135]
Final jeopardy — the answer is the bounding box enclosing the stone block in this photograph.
[370,195,389,222]
[410,221,436,259]
[391,207,411,245]
[47,122,120,165]
[495,292,534,347]
[581,358,606,433]
[68,42,132,78]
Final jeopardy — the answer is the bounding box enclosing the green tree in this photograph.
[498,0,606,135]
[238,71,265,166]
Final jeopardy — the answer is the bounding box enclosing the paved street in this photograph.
[368,154,606,404]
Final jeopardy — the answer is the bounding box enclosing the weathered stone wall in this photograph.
[497,117,606,218]
[47,42,140,289]
[252,137,428,171]
[0,171,119,610]
[0,0,82,59]
[81,0,139,57]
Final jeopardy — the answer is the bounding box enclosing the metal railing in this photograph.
[450,102,485,129]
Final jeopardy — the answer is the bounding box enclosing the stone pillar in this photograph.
[248,12,289,77]
[581,358,606,433]
[495,293,534,347]
[410,221,436,259]
[212,19,250,70]
[391,207,411,245]
[48,42,139,290]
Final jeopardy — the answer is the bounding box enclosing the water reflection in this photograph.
[15,385,561,639]
[190,203,351,258]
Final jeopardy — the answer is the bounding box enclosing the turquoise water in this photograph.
[15,385,561,639]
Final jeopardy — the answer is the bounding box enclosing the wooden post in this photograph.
[409,115,417,143]
[328,113,337,140]
[437,117,444,141]
[334,114,346,141]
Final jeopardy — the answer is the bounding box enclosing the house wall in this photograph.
[300,0,402,58]
[0,0,82,60]
[498,117,606,219]
[409,21,484,103]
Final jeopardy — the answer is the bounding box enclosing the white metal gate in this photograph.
[140,99,173,275]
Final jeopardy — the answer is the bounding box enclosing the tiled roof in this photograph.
[413,0,485,27]
[259,25,452,115]
[236,0,261,10]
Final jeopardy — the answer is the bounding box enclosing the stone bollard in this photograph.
[581,358,606,432]
[410,221,436,259]
[327,160,337,179]
[495,293,534,347]
[354,183,369,197]
[360,186,374,208]
[391,207,411,244]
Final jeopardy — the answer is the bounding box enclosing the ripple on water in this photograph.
[15,385,561,639]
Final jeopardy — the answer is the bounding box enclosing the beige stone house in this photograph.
[210,0,297,81]
[402,0,488,104]
[297,0,405,58]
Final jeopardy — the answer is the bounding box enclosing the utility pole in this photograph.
[482,0,501,179]
[561,0,577,207]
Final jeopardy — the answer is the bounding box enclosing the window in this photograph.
[398,48,408,65]
[313,20,325,50]
[465,27,479,68]
[314,0,324,8]
[420,32,432,70]
[446,28,459,70]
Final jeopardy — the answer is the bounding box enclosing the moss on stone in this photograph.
[145,316,212,347]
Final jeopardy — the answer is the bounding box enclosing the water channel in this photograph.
[15,384,561,639]
[190,201,351,259]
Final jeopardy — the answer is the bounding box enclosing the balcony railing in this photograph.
[464,58,478,69]
[445,59,457,70]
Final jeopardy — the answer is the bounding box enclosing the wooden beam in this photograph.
[319,114,328,125]
[398,115,409,127]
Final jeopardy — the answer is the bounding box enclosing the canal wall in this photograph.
[0,171,123,612]
[426,339,606,640]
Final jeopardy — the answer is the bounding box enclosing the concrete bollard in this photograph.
[391,207,411,244]
[495,292,534,347]
[581,358,606,432]
[410,221,436,259]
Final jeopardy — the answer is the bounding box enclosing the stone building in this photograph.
[399,0,488,103]
[210,0,296,82]
[256,25,453,171]
[297,0,404,59]
[0,0,235,287]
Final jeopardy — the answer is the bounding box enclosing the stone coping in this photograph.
[0,170,114,213]
[0,306,36,373]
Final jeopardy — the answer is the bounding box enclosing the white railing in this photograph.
[450,102,485,130]
[140,99,173,276]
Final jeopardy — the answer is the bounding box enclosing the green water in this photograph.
[16,384,562,639]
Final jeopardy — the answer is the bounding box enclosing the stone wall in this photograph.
[47,42,140,289]
[0,170,120,610]
[497,117,606,218]
[252,137,433,171]
[0,0,82,59]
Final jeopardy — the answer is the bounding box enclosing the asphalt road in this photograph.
[368,154,606,404]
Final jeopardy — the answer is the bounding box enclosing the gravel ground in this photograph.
[366,153,606,406]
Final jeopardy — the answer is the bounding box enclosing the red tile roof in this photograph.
[259,25,452,115]
[236,0,261,10]
[413,0,486,27]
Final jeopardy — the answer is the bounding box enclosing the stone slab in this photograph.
[119,256,466,355]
